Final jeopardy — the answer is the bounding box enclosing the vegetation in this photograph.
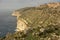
[0,24,60,40]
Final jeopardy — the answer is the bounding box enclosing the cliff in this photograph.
[12,2,60,32]
[0,2,60,40]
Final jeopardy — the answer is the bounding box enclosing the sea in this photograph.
[0,10,17,37]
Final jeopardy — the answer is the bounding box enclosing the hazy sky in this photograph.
[0,0,60,10]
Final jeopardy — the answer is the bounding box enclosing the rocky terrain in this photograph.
[0,2,60,40]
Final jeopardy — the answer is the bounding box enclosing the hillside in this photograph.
[1,2,60,40]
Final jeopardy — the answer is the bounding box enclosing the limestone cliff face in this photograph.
[12,11,29,32]
[12,2,60,32]
[16,19,28,31]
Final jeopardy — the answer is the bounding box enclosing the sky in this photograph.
[0,0,60,10]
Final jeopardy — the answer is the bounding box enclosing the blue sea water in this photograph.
[0,10,17,37]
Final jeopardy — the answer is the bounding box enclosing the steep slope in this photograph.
[12,2,60,32]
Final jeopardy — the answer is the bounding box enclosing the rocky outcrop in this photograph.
[12,2,60,32]
[47,2,60,8]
